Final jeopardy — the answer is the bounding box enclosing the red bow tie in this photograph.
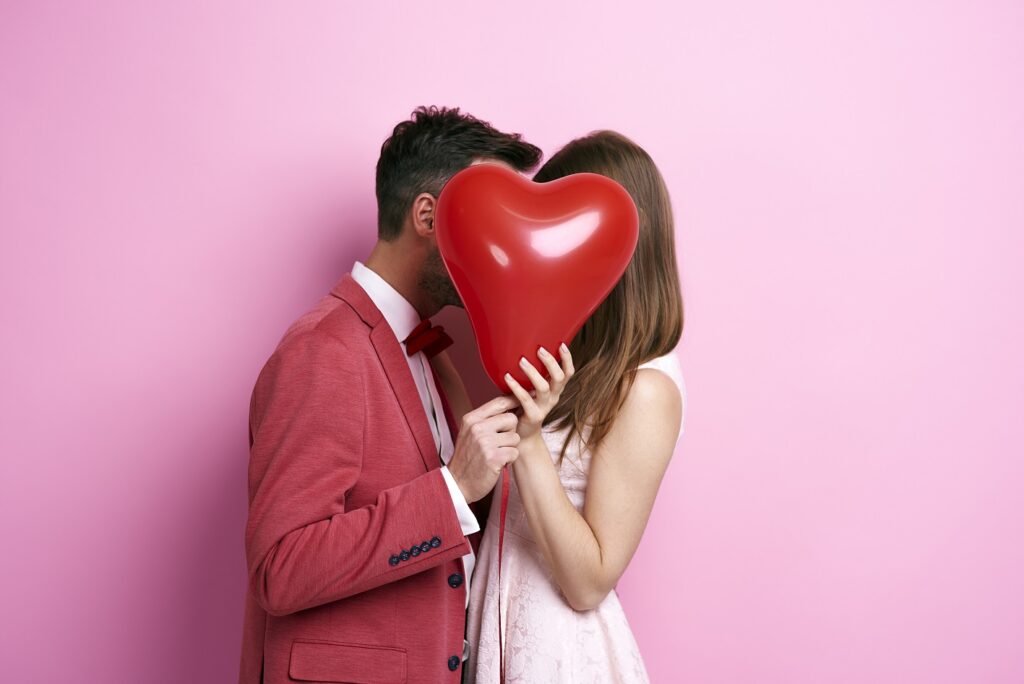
[402,319,453,359]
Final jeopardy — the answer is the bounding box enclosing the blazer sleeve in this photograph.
[245,327,471,617]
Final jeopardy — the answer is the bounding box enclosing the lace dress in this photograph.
[464,352,687,683]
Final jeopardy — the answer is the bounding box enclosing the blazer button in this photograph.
[430,536,441,548]
[399,549,410,561]
[448,655,460,671]
[410,545,421,557]
[388,555,400,566]
[448,573,463,588]
[419,541,432,553]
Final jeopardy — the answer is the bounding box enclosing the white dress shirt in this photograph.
[350,261,478,658]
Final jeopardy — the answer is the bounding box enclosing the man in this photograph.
[238,106,543,684]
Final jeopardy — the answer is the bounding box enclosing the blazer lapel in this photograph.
[331,273,440,474]
[430,362,486,555]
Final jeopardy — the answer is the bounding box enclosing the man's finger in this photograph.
[469,394,520,421]
[480,412,518,434]
[498,446,519,465]
[493,430,521,447]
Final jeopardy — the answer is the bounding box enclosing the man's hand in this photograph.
[446,395,521,503]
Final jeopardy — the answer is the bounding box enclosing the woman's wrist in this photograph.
[516,431,549,463]
[517,428,542,446]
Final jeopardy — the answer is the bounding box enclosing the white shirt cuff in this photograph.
[440,465,480,537]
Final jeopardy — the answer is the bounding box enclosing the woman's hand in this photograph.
[504,343,575,441]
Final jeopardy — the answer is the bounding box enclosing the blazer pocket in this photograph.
[288,639,407,683]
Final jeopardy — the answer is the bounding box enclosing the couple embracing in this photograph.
[239,105,686,684]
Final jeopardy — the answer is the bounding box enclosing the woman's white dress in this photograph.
[464,351,687,683]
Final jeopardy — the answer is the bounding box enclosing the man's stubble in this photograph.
[418,243,463,311]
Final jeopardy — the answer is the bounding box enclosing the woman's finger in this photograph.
[505,373,539,416]
[559,342,575,378]
[537,346,565,385]
[519,356,550,394]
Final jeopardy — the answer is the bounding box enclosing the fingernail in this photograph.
[519,356,528,366]
[538,347,550,357]
[560,343,569,353]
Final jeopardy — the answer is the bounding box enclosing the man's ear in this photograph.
[410,192,437,238]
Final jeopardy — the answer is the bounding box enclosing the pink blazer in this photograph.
[239,273,490,684]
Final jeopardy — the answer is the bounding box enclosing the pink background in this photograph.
[2,1,1022,682]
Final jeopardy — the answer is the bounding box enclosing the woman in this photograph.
[465,130,687,683]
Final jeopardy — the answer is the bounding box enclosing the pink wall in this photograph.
[2,1,1021,682]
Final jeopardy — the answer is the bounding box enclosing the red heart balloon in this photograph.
[435,163,639,393]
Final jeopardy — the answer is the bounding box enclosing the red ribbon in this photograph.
[497,464,510,683]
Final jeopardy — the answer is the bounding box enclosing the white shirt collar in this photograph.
[350,261,423,344]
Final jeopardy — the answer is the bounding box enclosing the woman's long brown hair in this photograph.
[535,130,684,465]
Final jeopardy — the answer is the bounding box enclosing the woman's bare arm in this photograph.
[508,355,682,611]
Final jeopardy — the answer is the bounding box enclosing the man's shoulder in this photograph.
[254,292,375,387]
[276,291,370,354]
[248,292,375,433]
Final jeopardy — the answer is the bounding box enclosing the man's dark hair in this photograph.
[375,105,542,240]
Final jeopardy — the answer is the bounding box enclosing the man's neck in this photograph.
[363,242,438,319]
